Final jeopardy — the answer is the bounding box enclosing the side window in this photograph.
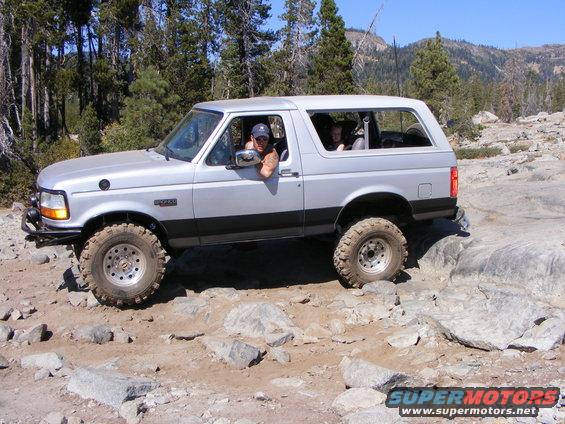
[206,115,289,166]
[309,112,359,151]
[374,110,432,148]
[308,109,432,152]
[206,117,242,166]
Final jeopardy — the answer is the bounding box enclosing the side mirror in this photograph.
[234,149,261,167]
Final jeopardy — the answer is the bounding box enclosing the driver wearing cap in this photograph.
[244,123,279,179]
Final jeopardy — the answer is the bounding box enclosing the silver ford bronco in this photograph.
[22,95,466,306]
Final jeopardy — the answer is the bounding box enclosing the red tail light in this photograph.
[450,167,458,198]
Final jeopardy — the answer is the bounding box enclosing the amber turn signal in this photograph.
[40,206,69,220]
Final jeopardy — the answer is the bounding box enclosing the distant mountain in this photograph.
[345,29,565,83]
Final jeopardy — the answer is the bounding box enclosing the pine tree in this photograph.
[467,74,485,114]
[77,103,101,155]
[409,32,459,122]
[217,0,275,98]
[162,0,215,109]
[103,67,180,152]
[497,55,526,122]
[308,0,354,95]
[277,0,316,95]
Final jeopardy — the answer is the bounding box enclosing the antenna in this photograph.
[393,36,403,130]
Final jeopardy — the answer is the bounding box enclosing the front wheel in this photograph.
[79,223,166,306]
[333,217,407,288]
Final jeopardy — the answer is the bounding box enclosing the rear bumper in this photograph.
[450,206,470,231]
[21,207,82,248]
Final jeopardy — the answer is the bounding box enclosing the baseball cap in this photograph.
[251,123,270,139]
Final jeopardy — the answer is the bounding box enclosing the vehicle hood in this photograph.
[38,149,194,192]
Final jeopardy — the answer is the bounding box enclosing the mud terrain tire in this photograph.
[333,217,407,288]
[79,223,166,306]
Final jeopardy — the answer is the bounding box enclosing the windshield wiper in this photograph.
[164,145,173,161]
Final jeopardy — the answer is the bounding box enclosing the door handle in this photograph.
[279,169,300,177]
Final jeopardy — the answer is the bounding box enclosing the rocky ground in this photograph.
[0,111,564,424]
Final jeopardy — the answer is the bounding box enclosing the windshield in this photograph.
[155,109,222,161]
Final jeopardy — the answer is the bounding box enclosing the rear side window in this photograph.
[206,115,289,166]
[374,110,432,148]
[308,109,432,152]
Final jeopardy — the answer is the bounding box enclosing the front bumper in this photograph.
[21,207,82,248]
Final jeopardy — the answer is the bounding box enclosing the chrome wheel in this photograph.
[102,243,146,287]
[357,237,391,274]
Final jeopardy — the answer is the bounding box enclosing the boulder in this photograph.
[0,354,9,369]
[342,405,405,424]
[332,388,387,415]
[86,291,100,308]
[15,323,47,343]
[428,284,549,351]
[201,287,240,300]
[172,296,209,318]
[361,281,397,297]
[223,302,294,338]
[227,340,263,370]
[264,331,294,347]
[72,325,113,344]
[200,336,262,369]
[0,324,13,341]
[270,347,290,364]
[21,352,63,370]
[67,367,159,408]
[340,357,408,392]
[332,335,365,344]
[451,241,565,301]
[113,328,133,344]
[329,319,346,335]
[31,253,50,265]
[41,412,67,424]
[67,291,88,307]
[386,327,420,348]
[173,331,204,341]
[509,316,565,351]
[472,111,499,125]
[119,399,145,424]
[341,303,389,325]
[0,305,13,320]
[35,368,52,381]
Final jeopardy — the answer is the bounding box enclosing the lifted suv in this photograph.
[22,95,466,306]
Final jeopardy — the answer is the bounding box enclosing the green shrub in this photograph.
[455,147,501,159]
[0,162,36,208]
[38,137,81,168]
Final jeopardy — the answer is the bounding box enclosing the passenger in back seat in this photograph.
[328,123,347,151]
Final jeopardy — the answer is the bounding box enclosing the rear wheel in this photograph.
[333,217,407,288]
[79,223,166,306]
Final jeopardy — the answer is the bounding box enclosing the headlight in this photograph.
[40,191,69,220]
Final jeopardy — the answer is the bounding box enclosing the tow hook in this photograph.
[453,207,470,231]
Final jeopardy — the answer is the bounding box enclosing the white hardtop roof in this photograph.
[194,95,425,113]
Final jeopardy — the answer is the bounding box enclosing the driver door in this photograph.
[192,111,304,244]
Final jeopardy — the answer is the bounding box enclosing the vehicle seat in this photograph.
[351,137,366,150]
[280,149,288,161]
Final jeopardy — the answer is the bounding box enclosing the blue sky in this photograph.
[267,0,565,49]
